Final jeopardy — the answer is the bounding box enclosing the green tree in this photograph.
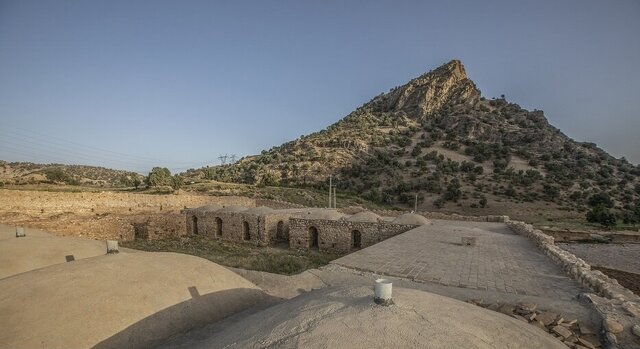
[588,192,614,208]
[146,167,172,187]
[586,205,616,228]
[443,179,462,202]
[260,172,279,186]
[543,184,560,199]
[171,174,184,190]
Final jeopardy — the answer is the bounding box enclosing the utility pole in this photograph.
[333,186,337,209]
[414,193,418,213]
[328,175,332,208]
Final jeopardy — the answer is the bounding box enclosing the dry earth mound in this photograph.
[0,224,113,279]
[162,286,567,349]
[0,251,273,349]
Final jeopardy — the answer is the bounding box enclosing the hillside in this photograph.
[188,60,640,223]
[0,161,143,188]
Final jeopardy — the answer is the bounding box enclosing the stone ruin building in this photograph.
[183,205,430,253]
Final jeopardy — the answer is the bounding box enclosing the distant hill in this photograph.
[0,161,143,187]
[187,60,640,222]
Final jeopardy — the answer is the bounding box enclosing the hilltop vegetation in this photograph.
[186,60,640,226]
[0,161,143,188]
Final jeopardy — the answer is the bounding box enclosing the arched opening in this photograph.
[276,221,287,242]
[215,217,222,237]
[243,221,251,241]
[351,230,362,250]
[308,226,319,250]
[191,216,198,235]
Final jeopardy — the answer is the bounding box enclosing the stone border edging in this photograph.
[506,219,640,348]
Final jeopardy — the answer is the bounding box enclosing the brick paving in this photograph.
[332,220,584,300]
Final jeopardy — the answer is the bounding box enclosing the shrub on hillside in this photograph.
[586,205,616,228]
[588,192,614,208]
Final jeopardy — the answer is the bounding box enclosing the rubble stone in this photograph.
[552,325,573,339]
[537,311,559,326]
[603,318,623,334]
[631,324,640,337]
[577,337,596,349]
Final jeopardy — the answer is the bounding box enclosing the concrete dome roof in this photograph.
[244,206,274,215]
[392,213,431,225]
[164,286,567,349]
[217,205,249,213]
[0,251,268,349]
[0,227,108,279]
[299,209,345,221]
[194,204,223,212]
[345,211,381,223]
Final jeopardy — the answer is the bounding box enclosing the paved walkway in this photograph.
[332,220,584,300]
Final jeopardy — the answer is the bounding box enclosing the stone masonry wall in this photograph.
[542,228,640,244]
[255,199,305,210]
[338,206,508,223]
[264,213,291,244]
[185,211,287,246]
[289,218,416,254]
[130,213,185,240]
[507,220,640,347]
[194,212,264,245]
[0,189,255,216]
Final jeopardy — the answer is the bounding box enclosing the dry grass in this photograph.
[122,235,340,275]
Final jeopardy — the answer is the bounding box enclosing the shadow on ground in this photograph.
[93,287,280,349]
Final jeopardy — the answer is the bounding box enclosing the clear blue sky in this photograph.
[1,0,639,173]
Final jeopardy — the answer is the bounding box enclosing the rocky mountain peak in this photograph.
[379,60,480,117]
[425,59,467,80]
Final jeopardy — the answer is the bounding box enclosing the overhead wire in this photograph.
[0,126,222,172]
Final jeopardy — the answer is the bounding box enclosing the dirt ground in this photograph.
[0,189,253,240]
[593,266,640,296]
[557,243,640,274]
[557,243,640,297]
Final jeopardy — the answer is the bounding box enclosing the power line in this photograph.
[0,129,219,171]
[0,125,214,166]
[0,135,156,168]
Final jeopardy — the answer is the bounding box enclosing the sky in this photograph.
[1,0,639,174]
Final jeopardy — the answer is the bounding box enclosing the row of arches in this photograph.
[306,226,362,250]
[190,216,287,245]
[191,216,224,237]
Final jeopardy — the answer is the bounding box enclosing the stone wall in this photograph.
[0,189,255,216]
[338,206,508,223]
[264,213,291,245]
[130,213,185,240]
[607,232,640,244]
[190,211,263,245]
[289,218,416,254]
[542,228,640,244]
[255,199,305,210]
[507,220,640,347]
[185,210,295,246]
[541,229,595,242]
